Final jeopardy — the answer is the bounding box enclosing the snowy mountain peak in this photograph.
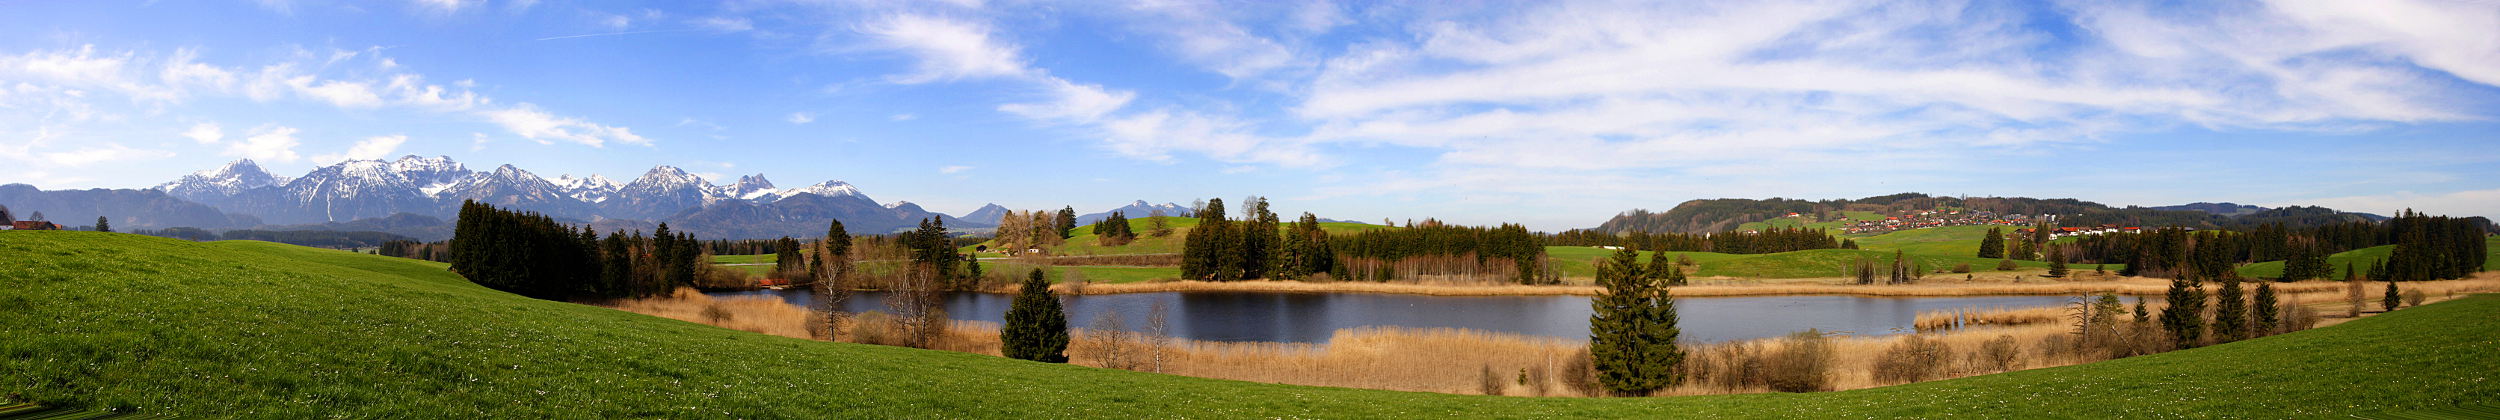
[554,174,622,203]
[152,158,284,198]
[884,200,912,209]
[775,180,867,201]
[629,165,709,188]
[389,155,469,187]
[730,174,778,200]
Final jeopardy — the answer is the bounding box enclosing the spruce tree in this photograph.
[1055,206,1078,239]
[94,216,109,233]
[1977,227,2005,258]
[1588,247,1677,395]
[2383,281,2401,312]
[2212,276,2246,342]
[2159,277,2206,348]
[1001,269,1070,363]
[2253,282,2278,336]
[1646,250,1674,285]
[0,204,12,225]
[2045,246,2068,278]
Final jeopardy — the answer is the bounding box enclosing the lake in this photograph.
[708,289,2077,344]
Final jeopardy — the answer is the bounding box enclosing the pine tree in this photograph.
[2159,277,2206,348]
[2253,282,2278,336]
[1977,227,2005,258]
[0,204,12,225]
[1055,206,1078,239]
[2212,276,2247,342]
[1646,250,1675,285]
[1001,269,1070,363]
[2045,246,2068,278]
[2383,281,2401,312]
[93,216,110,233]
[1587,247,1678,395]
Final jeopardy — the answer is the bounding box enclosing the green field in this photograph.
[1734,210,1885,232]
[4,231,2498,416]
[711,254,776,265]
[1849,225,1999,257]
[2237,236,2500,279]
[1544,246,2081,279]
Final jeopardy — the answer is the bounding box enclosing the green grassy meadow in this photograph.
[4,231,2498,417]
[1849,225,1999,257]
[2236,236,2500,279]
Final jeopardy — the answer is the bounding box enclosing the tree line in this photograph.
[449,200,700,300]
[1333,219,1550,284]
[2050,210,2487,281]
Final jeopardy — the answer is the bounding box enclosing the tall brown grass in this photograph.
[608,288,814,339]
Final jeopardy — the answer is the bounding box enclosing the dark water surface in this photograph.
[709,289,2072,344]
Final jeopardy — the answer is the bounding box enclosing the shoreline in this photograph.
[998,275,2419,298]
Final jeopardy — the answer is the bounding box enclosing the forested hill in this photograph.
[1592,193,2437,234]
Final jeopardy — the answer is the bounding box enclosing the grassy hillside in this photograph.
[1849,225,1999,257]
[1545,246,2081,279]
[2238,236,2500,279]
[5,231,2496,417]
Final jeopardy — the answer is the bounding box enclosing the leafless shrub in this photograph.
[1518,365,1551,397]
[2403,289,2426,307]
[1478,365,1505,396]
[1873,334,1951,384]
[1560,350,1601,397]
[1974,335,2024,373]
[1764,330,1833,393]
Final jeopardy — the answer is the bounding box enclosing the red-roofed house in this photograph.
[8,221,59,231]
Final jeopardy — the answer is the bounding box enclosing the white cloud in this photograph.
[226,125,302,163]
[939,165,973,174]
[698,17,753,32]
[787,112,815,124]
[181,122,223,144]
[1119,0,1300,79]
[890,113,916,121]
[311,135,409,163]
[286,76,384,108]
[1101,109,1324,167]
[482,104,650,147]
[41,143,173,167]
[412,0,477,13]
[859,14,1028,83]
[998,78,1134,123]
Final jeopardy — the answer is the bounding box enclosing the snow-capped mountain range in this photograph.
[146,155,981,236]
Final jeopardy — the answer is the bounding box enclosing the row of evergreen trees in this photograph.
[449,200,698,300]
[1334,221,1548,284]
[2057,210,2487,281]
[1179,197,1286,281]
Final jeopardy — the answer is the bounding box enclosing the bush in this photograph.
[701,302,732,324]
[848,311,896,346]
[1479,365,1504,396]
[1873,334,1952,384]
[1685,342,1763,391]
[1995,258,2019,271]
[2403,290,2427,307]
[1560,350,1601,397]
[2284,305,2320,333]
[1518,366,1550,397]
[1763,330,1832,393]
[1975,335,2023,373]
[1950,263,1972,274]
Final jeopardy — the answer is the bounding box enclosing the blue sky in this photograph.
[2,0,2497,230]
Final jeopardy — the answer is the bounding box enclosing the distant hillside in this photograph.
[1594,193,2392,234]
[0,184,263,229]
[2151,202,2269,217]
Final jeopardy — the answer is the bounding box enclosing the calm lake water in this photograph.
[708,289,2075,344]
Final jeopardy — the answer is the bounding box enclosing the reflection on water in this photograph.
[709,289,2073,344]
